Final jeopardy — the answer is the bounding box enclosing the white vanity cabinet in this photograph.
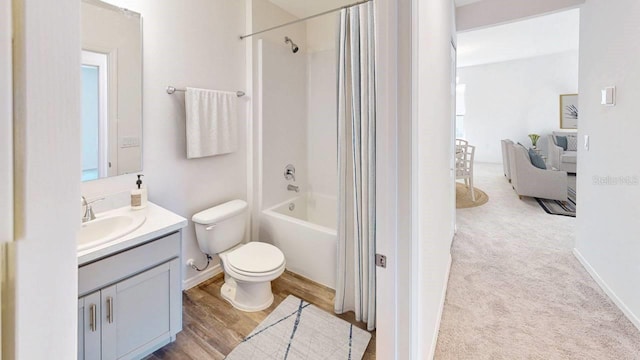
[78,231,182,360]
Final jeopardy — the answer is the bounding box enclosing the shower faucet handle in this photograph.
[284,164,296,181]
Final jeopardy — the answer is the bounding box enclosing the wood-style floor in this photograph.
[146,271,376,359]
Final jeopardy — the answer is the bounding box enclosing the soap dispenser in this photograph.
[131,174,148,210]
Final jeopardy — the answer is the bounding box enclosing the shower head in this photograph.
[284,36,299,53]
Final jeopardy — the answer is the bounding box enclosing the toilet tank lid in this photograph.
[192,200,247,225]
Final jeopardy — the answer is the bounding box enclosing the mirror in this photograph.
[81,0,142,181]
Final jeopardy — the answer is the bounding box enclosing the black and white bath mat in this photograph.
[225,295,371,360]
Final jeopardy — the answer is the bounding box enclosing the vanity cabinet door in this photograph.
[101,258,180,360]
[78,291,102,360]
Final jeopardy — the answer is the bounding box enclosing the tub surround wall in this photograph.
[250,0,308,239]
[259,39,308,209]
[306,48,338,197]
[306,13,338,199]
[306,14,338,53]
[84,0,248,288]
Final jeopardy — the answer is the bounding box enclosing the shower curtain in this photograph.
[334,1,376,331]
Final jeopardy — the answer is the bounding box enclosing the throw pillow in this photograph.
[567,135,578,151]
[528,148,547,169]
[555,136,568,150]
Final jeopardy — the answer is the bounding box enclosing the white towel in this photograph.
[185,87,238,159]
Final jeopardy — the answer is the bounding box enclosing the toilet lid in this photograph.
[227,242,285,274]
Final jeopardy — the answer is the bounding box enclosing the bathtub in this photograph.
[260,193,337,289]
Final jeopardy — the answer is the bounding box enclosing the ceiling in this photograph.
[454,0,483,6]
[270,0,484,19]
[268,0,354,18]
[457,8,580,68]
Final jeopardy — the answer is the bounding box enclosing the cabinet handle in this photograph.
[106,296,114,324]
[89,304,97,332]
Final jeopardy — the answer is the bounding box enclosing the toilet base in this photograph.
[221,277,275,312]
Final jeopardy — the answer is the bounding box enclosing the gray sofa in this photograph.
[548,131,577,173]
[501,139,514,181]
[508,143,568,202]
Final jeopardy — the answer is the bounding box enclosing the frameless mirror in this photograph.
[81,0,142,181]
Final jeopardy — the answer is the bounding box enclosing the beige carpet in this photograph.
[456,182,489,208]
[436,163,640,359]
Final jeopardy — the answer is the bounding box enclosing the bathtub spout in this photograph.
[287,184,300,193]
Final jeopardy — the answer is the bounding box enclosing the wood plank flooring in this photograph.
[146,271,376,359]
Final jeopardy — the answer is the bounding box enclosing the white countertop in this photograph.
[78,201,188,265]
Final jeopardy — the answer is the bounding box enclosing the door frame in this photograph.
[1,0,13,356]
[375,0,413,358]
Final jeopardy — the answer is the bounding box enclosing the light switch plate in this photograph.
[121,136,140,148]
[584,135,589,150]
[601,86,615,106]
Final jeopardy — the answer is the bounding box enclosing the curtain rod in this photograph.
[239,0,372,40]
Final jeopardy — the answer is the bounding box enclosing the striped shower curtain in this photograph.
[334,1,376,331]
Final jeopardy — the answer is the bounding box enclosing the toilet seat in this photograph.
[225,242,285,276]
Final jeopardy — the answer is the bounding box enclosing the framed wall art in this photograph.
[560,94,578,129]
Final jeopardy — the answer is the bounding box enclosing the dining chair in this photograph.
[456,144,476,201]
[455,138,468,150]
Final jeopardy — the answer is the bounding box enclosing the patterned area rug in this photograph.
[535,187,576,217]
[226,295,371,360]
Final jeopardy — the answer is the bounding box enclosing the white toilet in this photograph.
[192,199,285,312]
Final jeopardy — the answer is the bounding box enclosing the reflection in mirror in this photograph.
[81,0,142,181]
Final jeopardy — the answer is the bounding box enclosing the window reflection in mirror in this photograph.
[81,51,108,181]
[81,0,142,182]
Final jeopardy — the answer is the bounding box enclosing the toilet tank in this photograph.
[192,200,248,255]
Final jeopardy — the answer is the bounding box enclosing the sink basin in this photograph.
[78,210,147,251]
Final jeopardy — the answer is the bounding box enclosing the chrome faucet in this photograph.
[287,184,300,193]
[81,196,104,223]
[284,164,296,181]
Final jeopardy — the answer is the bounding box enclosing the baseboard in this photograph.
[428,252,453,359]
[182,263,223,291]
[573,248,640,331]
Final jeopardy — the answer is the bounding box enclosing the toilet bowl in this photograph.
[219,241,285,311]
[192,200,286,312]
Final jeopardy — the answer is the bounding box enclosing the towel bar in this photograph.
[166,86,245,97]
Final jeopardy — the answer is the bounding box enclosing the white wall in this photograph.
[575,0,640,330]
[456,0,584,32]
[414,0,456,357]
[83,0,248,286]
[259,39,308,208]
[458,51,579,162]
[306,14,338,198]
[10,0,81,357]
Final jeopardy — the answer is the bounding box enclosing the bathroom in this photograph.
[80,0,372,357]
[3,0,458,357]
